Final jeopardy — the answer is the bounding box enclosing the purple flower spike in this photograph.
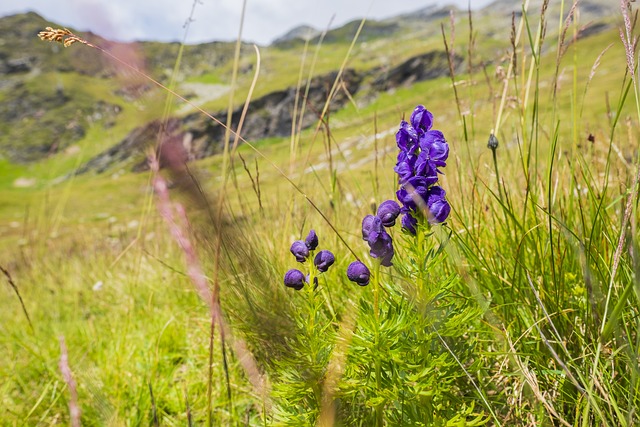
[426,186,451,224]
[410,105,434,132]
[347,261,371,286]
[284,269,305,290]
[290,240,309,262]
[401,212,418,235]
[314,250,335,273]
[377,200,400,227]
[305,229,319,250]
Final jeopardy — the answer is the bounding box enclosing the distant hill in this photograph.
[0,0,621,171]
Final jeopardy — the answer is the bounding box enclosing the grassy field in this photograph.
[1,1,640,425]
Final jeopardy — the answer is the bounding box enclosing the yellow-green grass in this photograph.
[1,5,639,425]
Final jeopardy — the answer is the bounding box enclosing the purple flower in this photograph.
[346,261,371,286]
[314,250,335,273]
[419,130,449,168]
[284,269,305,290]
[426,186,451,224]
[368,231,394,266]
[396,120,419,153]
[397,176,431,210]
[362,215,382,241]
[401,211,418,235]
[410,105,433,132]
[377,200,400,227]
[413,153,439,184]
[305,229,318,250]
[361,215,375,240]
[290,240,309,263]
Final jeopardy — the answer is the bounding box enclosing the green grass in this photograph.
[1,1,639,425]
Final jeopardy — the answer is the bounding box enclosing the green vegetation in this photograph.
[1,1,639,425]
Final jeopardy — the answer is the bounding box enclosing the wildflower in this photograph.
[290,240,309,263]
[426,186,451,224]
[410,105,434,132]
[377,200,400,227]
[419,130,449,169]
[361,214,377,241]
[346,261,371,286]
[393,105,451,234]
[305,229,318,250]
[368,230,394,266]
[396,176,431,210]
[314,250,335,273]
[284,269,305,290]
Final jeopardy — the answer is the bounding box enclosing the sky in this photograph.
[0,0,495,45]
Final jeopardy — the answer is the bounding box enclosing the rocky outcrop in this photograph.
[371,51,462,92]
[76,68,362,173]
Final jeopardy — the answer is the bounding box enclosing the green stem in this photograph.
[373,261,383,427]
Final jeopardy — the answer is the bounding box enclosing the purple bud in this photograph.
[377,200,400,227]
[346,261,371,286]
[284,269,305,290]
[314,250,335,272]
[305,229,318,250]
[290,240,309,262]
[426,186,451,224]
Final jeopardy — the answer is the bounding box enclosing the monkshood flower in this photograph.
[426,186,451,224]
[394,105,451,233]
[347,261,371,286]
[284,269,305,290]
[420,130,449,169]
[377,200,400,227]
[290,240,309,263]
[364,218,394,267]
[411,104,434,132]
[361,215,377,241]
[358,200,398,269]
[368,229,394,267]
[314,250,335,273]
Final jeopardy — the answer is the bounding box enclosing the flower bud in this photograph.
[290,240,309,262]
[305,229,318,250]
[284,269,305,290]
[377,200,400,227]
[346,261,371,286]
[314,250,335,273]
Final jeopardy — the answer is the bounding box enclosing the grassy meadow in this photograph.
[1,0,640,425]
